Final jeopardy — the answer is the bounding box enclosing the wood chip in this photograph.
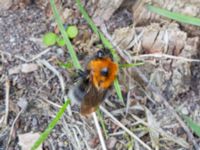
[21,63,38,73]
[93,0,123,24]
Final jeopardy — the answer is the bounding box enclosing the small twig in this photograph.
[92,112,107,150]
[0,48,52,63]
[39,98,62,108]
[130,113,189,148]
[0,50,12,59]
[132,53,200,62]
[38,59,65,95]
[4,77,10,125]
[100,106,152,150]
[6,109,24,150]
[62,120,80,150]
[71,127,81,149]
[38,60,72,116]
[71,125,91,150]
[125,74,131,115]
[109,131,125,136]
[0,75,5,83]
[135,67,199,150]
[15,48,52,63]
[48,139,56,150]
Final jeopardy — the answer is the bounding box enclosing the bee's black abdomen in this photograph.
[68,77,90,104]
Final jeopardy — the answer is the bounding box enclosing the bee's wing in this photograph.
[80,84,107,116]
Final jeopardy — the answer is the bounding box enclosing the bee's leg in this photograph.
[73,69,85,82]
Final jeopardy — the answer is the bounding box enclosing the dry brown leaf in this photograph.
[145,108,159,150]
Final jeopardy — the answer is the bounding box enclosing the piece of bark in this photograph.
[92,0,124,25]
[132,0,200,36]
[0,0,12,10]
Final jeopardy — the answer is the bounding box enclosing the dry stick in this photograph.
[125,73,132,115]
[111,104,189,148]
[130,111,189,148]
[38,59,65,94]
[6,109,24,150]
[40,98,62,108]
[132,53,200,62]
[100,26,199,149]
[135,67,199,150]
[38,59,72,116]
[4,77,10,125]
[62,120,80,150]
[100,106,152,150]
[0,48,52,63]
[71,127,81,149]
[15,48,52,63]
[72,125,91,150]
[92,112,107,150]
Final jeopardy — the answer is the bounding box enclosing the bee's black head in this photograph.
[96,50,105,59]
[96,49,112,59]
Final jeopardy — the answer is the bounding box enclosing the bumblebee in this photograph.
[68,50,118,116]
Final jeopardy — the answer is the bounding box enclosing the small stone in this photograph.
[63,8,73,20]
[21,63,38,73]
[0,0,12,10]
[56,48,64,56]
[10,37,15,42]
[9,65,21,75]
[107,137,117,149]
[52,132,58,138]
[18,132,42,150]
[32,117,38,127]
[17,97,28,110]
[0,65,3,72]
[58,141,64,147]
[181,107,189,115]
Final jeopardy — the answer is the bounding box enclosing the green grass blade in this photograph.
[76,0,123,101]
[146,4,200,26]
[31,99,71,150]
[76,0,98,34]
[50,0,81,69]
[75,0,119,61]
[114,79,123,101]
[182,115,200,137]
[96,109,108,139]
[119,62,144,68]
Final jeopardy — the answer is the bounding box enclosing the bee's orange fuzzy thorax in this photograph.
[88,57,118,89]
